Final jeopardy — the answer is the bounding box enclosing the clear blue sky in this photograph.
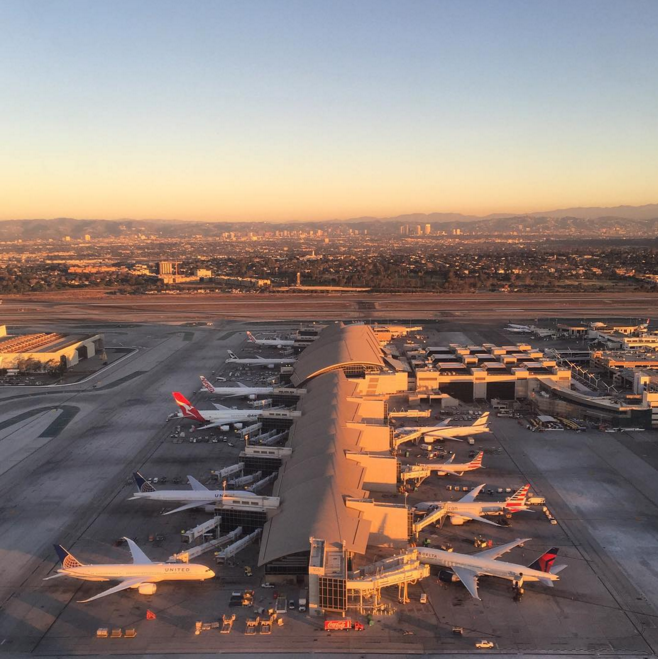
[1,0,657,220]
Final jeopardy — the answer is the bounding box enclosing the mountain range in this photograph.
[0,204,657,240]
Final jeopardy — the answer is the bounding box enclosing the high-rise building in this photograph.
[157,261,179,275]
[424,224,431,235]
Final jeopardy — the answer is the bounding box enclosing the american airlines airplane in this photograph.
[246,331,295,348]
[417,537,566,599]
[397,412,491,443]
[170,392,266,429]
[198,375,273,399]
[415,483,531,526]
[129,472,258,515]
[44,537,214,602]
[429,451,484,476]
[225,350,296,369]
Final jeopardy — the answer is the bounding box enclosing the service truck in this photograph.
[298,589,308,612]
[324,619,364,631]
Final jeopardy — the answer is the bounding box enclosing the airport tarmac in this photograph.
[1,322,658,657]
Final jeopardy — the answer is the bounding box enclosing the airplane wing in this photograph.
[477,537,531,561]
[443,454,456,465]
[161,501,214,515]
[450,511,503,527]
[459,484,486,503]
[78,577,147,603]
[212,403,230,410]
[426,432,463,442]
[124,538,152,565]
[451,566,481,600]
[187,475,209,491]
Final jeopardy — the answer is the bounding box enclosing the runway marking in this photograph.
[39,406,80,438]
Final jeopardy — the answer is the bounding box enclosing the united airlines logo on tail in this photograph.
[63,554,82,569]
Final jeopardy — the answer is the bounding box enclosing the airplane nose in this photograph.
[207,569,216,579]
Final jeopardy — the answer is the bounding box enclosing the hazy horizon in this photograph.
[2,0,657,221]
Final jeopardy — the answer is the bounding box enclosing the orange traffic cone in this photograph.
[146,610,157,620]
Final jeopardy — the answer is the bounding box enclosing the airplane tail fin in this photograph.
[172,392,206,422]
[528,547,560,573]
[246,331,256,343]
[227,350,238,360]
[467,451,484,469]
[200,375,215,394]
[54,545,84,569]
[474,412,489,427]
[505,484,531,511]
[133,471,156,493]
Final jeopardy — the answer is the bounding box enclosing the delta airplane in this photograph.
[129,472,258,515]
[198,375,273,399]
[432,451,484,476]
[417,537,566,599]
[246,331,295,348]
[170,392,267,429]
[398,412,491,443]
[415,483,531,526]
[44,537,214,602]
[225,350,296,369]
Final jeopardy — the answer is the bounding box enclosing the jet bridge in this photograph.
[399,463,448,485]
[412,506,447,536]
[170,527,242,563]
[181,516,222,543]
[392,426,449,449]
[248,472,278,493]
[228,471,262,488]
[215,528,262,563]
[211,463,245,480]
[346,550,430,612]
[216,494,279,512]
[388,409,432,419]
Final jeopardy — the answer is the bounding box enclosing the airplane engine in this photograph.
[137,583,157,595]
[449,515,468,526]
[220,424,230,432]
[438,570,459,583]
[248,394,256,400]
[267,364,274,369]
[234,423,243,430]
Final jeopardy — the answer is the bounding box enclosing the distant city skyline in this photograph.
[1,0,657,221]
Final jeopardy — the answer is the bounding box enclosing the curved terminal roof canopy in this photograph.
[258,371,372,566]
[290,323,385,386]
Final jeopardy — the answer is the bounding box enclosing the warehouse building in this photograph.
[0,325,104,371]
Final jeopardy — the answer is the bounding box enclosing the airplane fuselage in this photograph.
[416,501,507,516]
[58,563,213,582]
[417,548,559,585]
[130,490,257,504]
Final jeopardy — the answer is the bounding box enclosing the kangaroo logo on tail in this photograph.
[200,375,215,394]
[54,545,84,570]
[172,392,206,422]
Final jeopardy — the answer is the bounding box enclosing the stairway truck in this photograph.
[324,619,364,631]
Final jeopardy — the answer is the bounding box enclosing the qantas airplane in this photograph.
[198,375,273,399]
[225,350,296,369]
[415,483,531,526]
[246,331,295,348]
[129,472,258,515]
[170,392,265,429]
[417,538,566,599]
[44,537,214,602]
[397,412,491,443]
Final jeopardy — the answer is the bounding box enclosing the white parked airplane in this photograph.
[225,350,296,369]
[398,413,491,444]
[432,450,484,476]
[44,538,214,602]
[415,483,531,526]
[198,375,273,399]
[129,472,258,515]
[505,324,532,334]
[170,392,266,429]
[417,538,566,599]
[247,331,295,348]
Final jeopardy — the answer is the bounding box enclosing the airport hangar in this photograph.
[0,324,104,370]
[224,322,574,615]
